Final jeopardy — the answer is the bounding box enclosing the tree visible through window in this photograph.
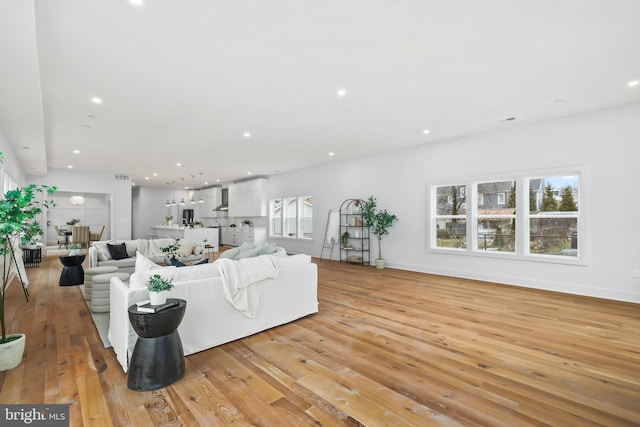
[431,171,582,260]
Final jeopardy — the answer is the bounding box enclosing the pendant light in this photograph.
[70,193,85,205]
[197,172,205,203]
[164,182,171,206]
[179,178,186,205]
[170,181,177,205]
[189,174,196,204]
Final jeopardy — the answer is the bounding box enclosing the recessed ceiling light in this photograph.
[67,165,73,169]
[130,0,143,5]
[153,173,158,177]
[145,177,149,180]
[91,96,102,104]
[629,80,639,87]
[329,152,334,156]
[243,132,251,138]
[216,179,220,182]
[337,88,347,97]
[423,129,431,135]
[176,163,182,166]
[73,150,80,154]
[247,172,252,175]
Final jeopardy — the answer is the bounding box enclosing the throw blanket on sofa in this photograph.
[216,255,279,318]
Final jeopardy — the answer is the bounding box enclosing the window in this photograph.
[527,175,579,257]
[434,184,467,249]
[284,197,297,237]
[269,196,313,240]
[430,169,583,263]
[476,180,516,253]
[270,199,282,237]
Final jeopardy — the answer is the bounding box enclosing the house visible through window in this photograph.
[430,170,582,262]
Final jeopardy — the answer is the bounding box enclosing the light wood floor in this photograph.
[1,253,639,426]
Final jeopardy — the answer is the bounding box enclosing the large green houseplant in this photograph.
[360,196,398,269]
[0,152,56,370]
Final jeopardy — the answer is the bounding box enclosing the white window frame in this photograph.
[429,167,587,265]
[432,184,467,251]
[269,195,313,240]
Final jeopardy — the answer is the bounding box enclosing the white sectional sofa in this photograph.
[89,238,204,274]
[109,252,318,372]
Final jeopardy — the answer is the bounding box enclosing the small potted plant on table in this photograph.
[146,274,174,305]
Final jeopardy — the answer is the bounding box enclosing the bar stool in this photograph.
[204,244,215,261]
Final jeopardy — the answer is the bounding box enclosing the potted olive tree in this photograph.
[360,196,398,269]
[0,152,56,370]
[147,274,174,305]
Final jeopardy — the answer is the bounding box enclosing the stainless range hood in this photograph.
[213,188,228,211]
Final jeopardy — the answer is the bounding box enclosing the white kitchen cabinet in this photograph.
[220,227,267,247]
[228,178,268,217]
[197,187,220,218]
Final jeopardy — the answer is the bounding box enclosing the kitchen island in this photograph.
[149,226,219,251]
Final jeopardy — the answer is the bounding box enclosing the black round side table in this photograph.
[127,298,187,391]
[58,254,86,286]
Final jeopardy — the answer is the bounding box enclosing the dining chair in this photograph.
[89,225,105,244]
[71,226,90,249]
[54,225,68,249]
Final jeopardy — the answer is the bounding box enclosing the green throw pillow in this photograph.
[220,246,241,259]
[235,247,261,259]
[259,242,277,255]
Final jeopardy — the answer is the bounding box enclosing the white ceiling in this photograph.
[1,0,639,188]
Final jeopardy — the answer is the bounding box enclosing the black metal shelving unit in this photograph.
[339,199,370,265]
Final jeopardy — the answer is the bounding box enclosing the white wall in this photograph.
[28,169,132,241]
[268,102,640,303]
[0,129,27,187]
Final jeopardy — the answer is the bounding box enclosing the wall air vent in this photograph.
[115,174,131,181]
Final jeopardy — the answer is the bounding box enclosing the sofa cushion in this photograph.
[220,246,242,259]
[129,266,177,289]
[177,240,196,258]
[124,241,138,257]
[235,246,261,259]
[107,242,129,260]
[93,241,112,261]
[135,251,163,271]
[259,242,277,255]
[98,258,136,269]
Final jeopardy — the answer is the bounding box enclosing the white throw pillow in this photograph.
[129,266,177,289]
[178,240,196,257]
[93,241,112,261]
[134,251,163,272]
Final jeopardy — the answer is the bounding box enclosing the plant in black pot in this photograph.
[360,196,398,269]
[0,152,56,370]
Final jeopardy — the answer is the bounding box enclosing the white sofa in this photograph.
[109,252,318,372]
[89,238,204,274]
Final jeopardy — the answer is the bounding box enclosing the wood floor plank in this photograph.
[0,254,638,426]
